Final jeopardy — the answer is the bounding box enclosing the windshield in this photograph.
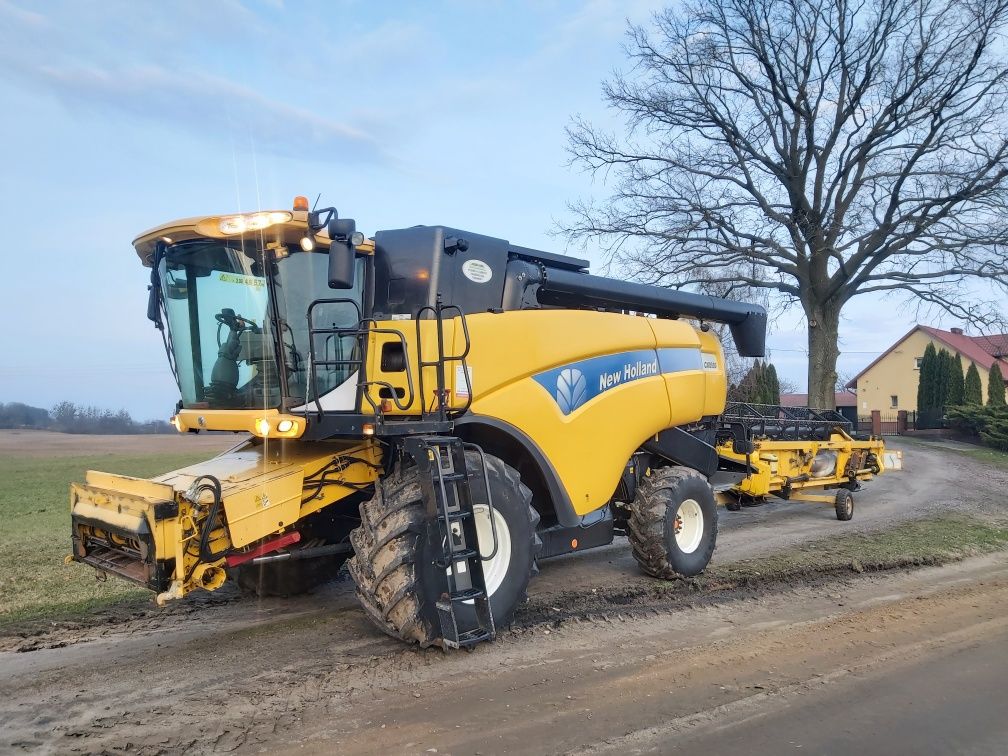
[158,239,364,410]
[160,239,279,409]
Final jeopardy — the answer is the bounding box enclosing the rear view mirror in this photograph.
[165,282,188,300]
[327,217,357,289]
[328,243,355,289]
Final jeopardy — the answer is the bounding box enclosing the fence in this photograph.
[858,412,900,436]
[857,409,948,436]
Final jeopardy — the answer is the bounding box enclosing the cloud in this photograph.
[0,1,389,163]
[15,60,386,162]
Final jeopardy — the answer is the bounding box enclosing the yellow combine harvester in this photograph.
[69,198,883,648]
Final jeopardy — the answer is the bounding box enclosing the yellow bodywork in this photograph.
[71,438,381,601]
[364,311,726,515]
[714,427,885,505]
[71,308,726,601]
[74,211,737,602]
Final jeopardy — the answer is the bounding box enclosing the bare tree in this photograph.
[565,0,1008,407]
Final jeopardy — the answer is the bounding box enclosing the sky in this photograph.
[0,0,981,420]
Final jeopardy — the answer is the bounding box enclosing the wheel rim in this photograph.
[674,499,704,554]
[447,504,512,599]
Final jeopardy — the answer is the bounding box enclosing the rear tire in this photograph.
[628,465,718,578]
[835,489,854,521]
[347,451,540,647]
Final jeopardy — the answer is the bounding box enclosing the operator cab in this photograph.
[137,200,372,429]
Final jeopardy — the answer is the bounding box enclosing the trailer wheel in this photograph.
[835,489,854,521]
[348,452,540,647]
[628,465,717,578]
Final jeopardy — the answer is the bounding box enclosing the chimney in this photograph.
[951,327,964,335]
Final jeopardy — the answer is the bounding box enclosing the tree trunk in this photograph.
[807,304,841,410]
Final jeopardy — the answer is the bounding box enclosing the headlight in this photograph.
[218,211,292,235]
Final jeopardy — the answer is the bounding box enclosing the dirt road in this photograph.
[2,439,1007,754]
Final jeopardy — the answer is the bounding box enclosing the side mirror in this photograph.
[328,243,355,289]
[147,285,161,325]
[327,217,357,289]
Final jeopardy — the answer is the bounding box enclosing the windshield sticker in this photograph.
[533,348,703,415]
[217,272,266,288]
[462,259,493,283]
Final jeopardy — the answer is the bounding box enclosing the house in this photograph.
[846,326,1008,414]
[780,392,858,424]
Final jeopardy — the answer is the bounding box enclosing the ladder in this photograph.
[406,437,498,649]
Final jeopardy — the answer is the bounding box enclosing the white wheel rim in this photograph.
[475,505,511,596]
[448,504,512,600]
[674,499,704,554]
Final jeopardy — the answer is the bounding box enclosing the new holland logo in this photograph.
[556,368,587,414]
[532,348,704,416]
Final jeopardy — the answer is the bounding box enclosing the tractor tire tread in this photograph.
[627,465,716,579]
[348,451,537,647]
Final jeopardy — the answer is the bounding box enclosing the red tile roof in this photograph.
[847,325,1008,388]
[918,326,1008,372]
[972,333,1008,358]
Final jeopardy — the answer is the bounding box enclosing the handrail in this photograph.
[304,293,472,427]
[415,296,473,421]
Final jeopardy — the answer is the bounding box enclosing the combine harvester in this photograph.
[69,198,886,648]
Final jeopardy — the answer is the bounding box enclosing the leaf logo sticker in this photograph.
[556,368,587,414]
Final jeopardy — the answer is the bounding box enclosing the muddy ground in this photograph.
[2,438,1007,754]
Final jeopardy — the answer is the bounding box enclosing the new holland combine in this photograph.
[69,198,885,648]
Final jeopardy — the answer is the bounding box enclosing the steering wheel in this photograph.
[215,308,260,347]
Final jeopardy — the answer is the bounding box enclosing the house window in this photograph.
[915,357,923,369]
[890,395,898,408]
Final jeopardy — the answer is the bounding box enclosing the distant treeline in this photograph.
[0,401,173,434]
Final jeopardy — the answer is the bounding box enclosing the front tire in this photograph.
[347,451,539,647]
[628,465,718,578]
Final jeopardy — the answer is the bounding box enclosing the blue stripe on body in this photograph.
[532,347,703,415]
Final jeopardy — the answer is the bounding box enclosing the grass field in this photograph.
[700,515,1008,588]
[898,436,1008,471]
[0,450,210,626]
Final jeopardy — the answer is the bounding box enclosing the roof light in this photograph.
[293,195,310,211]
[350,231,365,247]
[300,235,315,252]
[218,211,292,235]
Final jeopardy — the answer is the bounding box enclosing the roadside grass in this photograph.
[939,444,1008,472]
[0,452,207,627]
[698,515,1008,589]
[520,515,1008,626]
[897,436,1008,472]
